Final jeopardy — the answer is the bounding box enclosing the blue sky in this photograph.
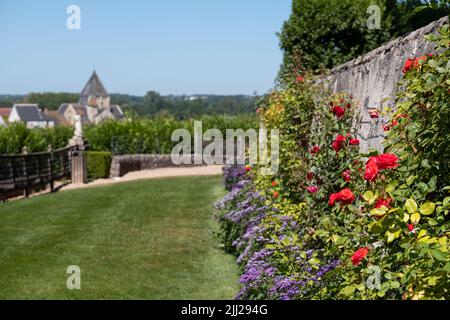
[0,0,291,96]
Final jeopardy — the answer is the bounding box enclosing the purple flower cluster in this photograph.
[214,180,249,210]
[224,192,267,224]
[216,165,342,300]
[269,276,305,300]
[236,249,275,299]
[223,165,249,190]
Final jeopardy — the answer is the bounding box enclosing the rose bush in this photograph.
[216,24,449,300]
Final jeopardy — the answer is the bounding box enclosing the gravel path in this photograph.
[60,165,223,191]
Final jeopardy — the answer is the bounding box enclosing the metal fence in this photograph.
[0,146,75,200]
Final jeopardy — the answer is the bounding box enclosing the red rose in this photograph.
[271,180,278,187]
[329,188,355,206]
[328,193,339,206]
[338,188,355,204]
[332,106,345,119]
[306,172,314,180]
[364,157,379,181]
[369,110,379,119]
[402,58,414,73]
[273,191,279,199]
[245,165,252,172]
[342,170,351,182]
[376,153,399,169]
[349,138,360,146]
[383,124,390,132]
[306,186,318,193]
[332,134,346,152]
[311,146,320,154]
[413,55,428,69]
[374,198,392,209]
[346,103,352,109]
[351,248,369,266]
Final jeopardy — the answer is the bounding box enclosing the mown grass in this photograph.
[0,175,239,299]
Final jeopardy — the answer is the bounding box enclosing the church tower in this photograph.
[79,70,110,109]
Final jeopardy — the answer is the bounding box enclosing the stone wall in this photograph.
[109,154,203,178]
[323,17,447,153]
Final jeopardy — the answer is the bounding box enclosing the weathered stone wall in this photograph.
[109,154,203,178]
[324,17,447,153]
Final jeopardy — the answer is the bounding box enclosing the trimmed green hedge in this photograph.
[85,151,112,180]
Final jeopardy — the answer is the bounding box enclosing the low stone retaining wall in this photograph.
[109,154,203,178]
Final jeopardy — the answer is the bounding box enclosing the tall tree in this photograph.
[278,0,449,74]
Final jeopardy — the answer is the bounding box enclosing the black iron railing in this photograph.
[0,146,76,200]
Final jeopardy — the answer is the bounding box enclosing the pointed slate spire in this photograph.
[79,70,108,99]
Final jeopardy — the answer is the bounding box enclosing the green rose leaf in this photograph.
[386,230,400,243]
[404,199,418,214]
[370,207,388,217]
[430,249,446,261]
[420,202,435,216]
[339,285,356,297]
[443,197,450,208]
[410,212,421,224]
[363,191,377,204]
[308,257,320,265]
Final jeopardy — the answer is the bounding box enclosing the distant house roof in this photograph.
[80,70,108,98]
[0,108,11,118]
[45,110,70,126]
[13,104,51,122]
[73,105,87,116]
[111,105,124,119]
[58,103,86,115]
[57,103,70,115]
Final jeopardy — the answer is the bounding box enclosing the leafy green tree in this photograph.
[25,92,79,110]
[278,0,449,74]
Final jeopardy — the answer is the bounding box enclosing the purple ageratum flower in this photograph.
[224,205,268,223]
[239,260,274,285]
[236,249,275,299]
[315,259,340,279]
[214,180,250,209]
[269,276,305,300]
[223,165,250,190]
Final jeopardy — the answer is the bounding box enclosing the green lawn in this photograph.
[0,175,239,299]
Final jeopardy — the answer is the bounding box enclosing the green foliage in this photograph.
[384,24,450,197]
[126,91,258,119]
[0,115,258,156]
[84,115,259,154]
[217,24,450,300]
[85,151,112,180]
[278,0,449,73]
[25,92,79,110]
[0,122,73,154]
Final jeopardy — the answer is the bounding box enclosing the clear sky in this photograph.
[0,0,292,96]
